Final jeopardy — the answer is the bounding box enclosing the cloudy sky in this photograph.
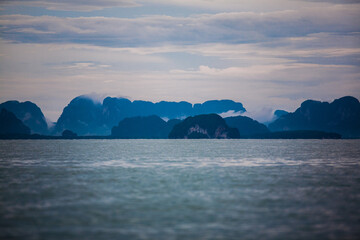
[0,0,359,121]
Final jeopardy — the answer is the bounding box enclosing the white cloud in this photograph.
[3,0,356,13]
[79,93,108,104]
[0,0,138,11]
[2,0,359,13]
[304,0,360,3]
[242,107,275,123]
[219,110,243,118]
[54,62,111,71]
[1,5,359,47]
[145,0,345,12]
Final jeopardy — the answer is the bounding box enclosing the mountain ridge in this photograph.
[54,95,246,136]
[169,114,240,139]
[0,100,48,135]
[0,109,31,135]
[1,95,359,138]
[269,96,360,138]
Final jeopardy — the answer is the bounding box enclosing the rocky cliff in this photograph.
[0,100,48,134]
[56,95,246,136]
[0,109,31,135]
[269,96,360,138]
[169,114,240,139]
[225,116,269,137]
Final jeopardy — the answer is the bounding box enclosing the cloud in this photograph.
[79,93,108,104]
[2,0,359,13]
[304,0,360,3]
[0,0,139,11]
[144,0,359,12]
[0,5,359,47]
[54,62,111,70]
[219,110,243,118]
[2,0,357,13]
[242,107,275,123]
[184,34,360,66]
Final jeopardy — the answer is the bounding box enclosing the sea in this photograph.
[0,139,360,240]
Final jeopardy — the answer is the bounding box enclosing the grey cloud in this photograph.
[143,0,360,12]
[0,6,359,47]
[0,0,138,11]
[2,0,359,13]
[303,0,360,3]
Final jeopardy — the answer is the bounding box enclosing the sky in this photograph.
[0,0,359,122]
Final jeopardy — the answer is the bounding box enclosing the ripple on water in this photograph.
[0,139,359,240]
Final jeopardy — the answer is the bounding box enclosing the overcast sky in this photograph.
[0,0,359,121]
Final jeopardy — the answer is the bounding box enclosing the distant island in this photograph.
[112,115,181,139]
[269,96,360,138]
[168,114,240,139]
[1,95,359,139]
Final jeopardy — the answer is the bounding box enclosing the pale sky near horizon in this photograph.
[0,0,359,122]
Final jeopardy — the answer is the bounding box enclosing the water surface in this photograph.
[0,140,359,239]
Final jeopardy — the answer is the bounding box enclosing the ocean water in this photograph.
[0,139,360,240]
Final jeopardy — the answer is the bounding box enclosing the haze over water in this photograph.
[1,139,359,239]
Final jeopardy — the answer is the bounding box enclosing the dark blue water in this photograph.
[0,139,360,239]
